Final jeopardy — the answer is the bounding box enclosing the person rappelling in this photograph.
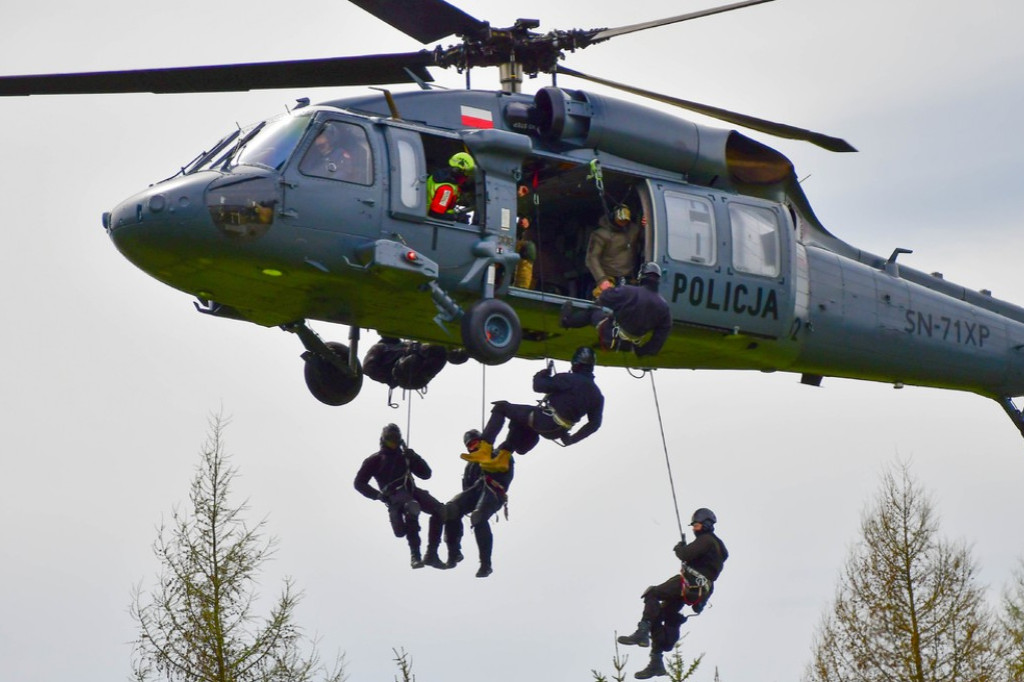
[617,508,729,679]
[353,423,446,569]
[441,428,518,577]
[461,346,605,468]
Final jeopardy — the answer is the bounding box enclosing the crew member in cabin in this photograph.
[427,152,475,218]
[585,204,643,296]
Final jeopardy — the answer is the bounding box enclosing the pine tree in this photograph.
[130,413,345,682]
[805,460,1000,682]
[1002,557,1024,681]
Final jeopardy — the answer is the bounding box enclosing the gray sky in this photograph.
[2,1,1024,680]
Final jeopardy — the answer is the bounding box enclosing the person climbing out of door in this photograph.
[561,262,672,357]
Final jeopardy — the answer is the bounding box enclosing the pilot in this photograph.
[585,204,644,297]
[462,346,604,466]
[617,508,729,679]
[560,262,672,357]
[427,152,475,217]
[442,428,519,577]
[353,423,445,569]
[300,122,370,183]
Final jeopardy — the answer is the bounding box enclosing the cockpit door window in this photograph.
[298,121,373,185]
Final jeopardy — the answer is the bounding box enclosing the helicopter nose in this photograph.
[105,173,220,276]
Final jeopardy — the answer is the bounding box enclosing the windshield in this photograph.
[228,112,313,172]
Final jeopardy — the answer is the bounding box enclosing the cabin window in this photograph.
[729,202,780,278]
[298,121,373,185]
[665,192,716,266]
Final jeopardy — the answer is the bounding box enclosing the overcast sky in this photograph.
[2,1,1024,681]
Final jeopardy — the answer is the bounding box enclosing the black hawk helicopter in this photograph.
[5,0,1024,440]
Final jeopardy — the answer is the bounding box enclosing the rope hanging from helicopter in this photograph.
[649,370,686,542]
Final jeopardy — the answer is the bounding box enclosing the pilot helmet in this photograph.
[448,151,476,174]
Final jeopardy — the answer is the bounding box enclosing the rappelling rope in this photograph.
[480,363,487,428]
[649,371,685,541]
[405,395,413,446]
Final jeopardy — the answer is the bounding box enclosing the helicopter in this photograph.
[4,0,1024,441]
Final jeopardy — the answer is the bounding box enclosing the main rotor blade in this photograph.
[557,66,856,153]
[348,0,489,44]
[590,0,776,42]
[0,53,435,96]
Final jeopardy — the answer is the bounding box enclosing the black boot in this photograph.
[410,550,424,569]
[445,548,464,569]
[423,547,446,569]
[475,563,493,578]
[617,620,651,647]
[634,651,666,679]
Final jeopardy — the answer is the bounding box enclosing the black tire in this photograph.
[446,347,470,365]
[303,341,363,406]
[460,299,522,366]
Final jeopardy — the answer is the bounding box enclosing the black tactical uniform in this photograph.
[362,337,448,390]
[475,347,604,456]
[562,263,671,357]
[353,424,445,568]
[619,508,729,679]
[443,429,518,577]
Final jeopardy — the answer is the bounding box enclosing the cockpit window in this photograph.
[299,121,373,185]
[228,113,312,172]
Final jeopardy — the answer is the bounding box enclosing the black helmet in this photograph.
[639,262,662,280]
[690,507,717,531]
[571,346,596,371]
[463,429,482,447]
[380,423,403,449]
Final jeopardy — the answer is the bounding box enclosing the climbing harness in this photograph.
[680,564,711,606]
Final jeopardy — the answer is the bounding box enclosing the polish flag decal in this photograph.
[460,105,494,129]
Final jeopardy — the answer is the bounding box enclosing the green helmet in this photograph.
[448,152,475,173]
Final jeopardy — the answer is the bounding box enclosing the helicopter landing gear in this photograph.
[460,298,522,366]
[283,322,364,406]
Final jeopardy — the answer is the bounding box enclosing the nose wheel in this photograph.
[302,341,363,406]
[460,298,522,366]
[283,322,364,406]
